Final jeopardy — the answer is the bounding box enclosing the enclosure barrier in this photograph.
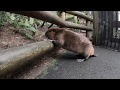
[7,11,93,31]
[92,11,120,51]
[64,11,93,39]
[0,41,54,78]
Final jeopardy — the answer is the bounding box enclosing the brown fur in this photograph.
[45,28,63,53]
[45,28,96,60]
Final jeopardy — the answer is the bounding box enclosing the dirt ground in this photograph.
[0,25,48,50]
[0,24,60,79]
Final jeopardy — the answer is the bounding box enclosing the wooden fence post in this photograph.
[86,20,92,40]
[59,11,66,28]
[93,11,99,45]
[59,12,66,21]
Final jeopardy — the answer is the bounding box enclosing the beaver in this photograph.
[45,27,97,62]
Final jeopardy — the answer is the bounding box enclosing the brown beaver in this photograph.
[45,27,97,62]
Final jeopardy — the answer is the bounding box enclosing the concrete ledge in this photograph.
[0,41,54,78]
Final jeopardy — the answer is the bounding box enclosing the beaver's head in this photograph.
[45,28,65,40]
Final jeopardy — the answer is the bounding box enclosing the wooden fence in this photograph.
[0,11,94,78]
[7,11,93,40]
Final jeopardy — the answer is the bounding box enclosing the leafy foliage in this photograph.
[0,11,45,39]
[0,11,61,39]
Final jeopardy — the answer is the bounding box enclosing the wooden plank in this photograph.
[93,11,99,45]
[65,11,93,22]
[86,20,92,40]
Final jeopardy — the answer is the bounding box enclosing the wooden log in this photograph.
[0,41,54,78]
[66,21,93,31]
[8,11,67,27]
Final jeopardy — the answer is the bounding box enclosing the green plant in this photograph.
[40,58,58,78]
[0,11,44,39]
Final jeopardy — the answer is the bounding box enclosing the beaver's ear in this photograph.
[57,30,64,33]
[47,28,54,31]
